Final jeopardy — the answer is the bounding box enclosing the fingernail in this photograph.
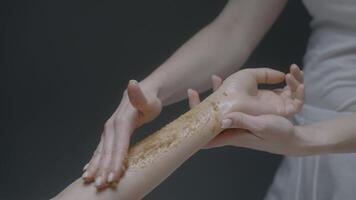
[108,173,114,182]
[83,163,89,171]
[221,119,232,129]
[95,176,103,186]
[129,80,138,85]
[82,171,89,179]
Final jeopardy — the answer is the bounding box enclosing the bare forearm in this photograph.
[296,113,356,155]
[141,0,287,105]
[53,83,227,200]
[52,67,292,200]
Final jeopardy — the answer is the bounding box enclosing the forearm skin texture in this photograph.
[54,91,228,200]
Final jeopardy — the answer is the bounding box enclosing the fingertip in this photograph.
[211,74,218,80]
[290,63,300,71]
[271,68,286,79]
[129,79,138,85]
[259,68,285,84]
[84,166,94,177]
[187,88,200,108]
[108,167,123,184]
[187,88,199,99]
[83,163,89,171]
[187,88,194,96]
[127,80,148,110]
[95,176,103,187]
[211,74,222,83]
[127,80,139,92]
[107,172,115,183]
[211,75,223,91]
[127,79,140,94]
[82,171,89,179]
[82,170,95,182]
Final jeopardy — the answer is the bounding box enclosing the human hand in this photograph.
[219,64,304,117]
[189,64,304,117]
[82,80,162,189]
[188,64,304,152]
[205,112,307,156]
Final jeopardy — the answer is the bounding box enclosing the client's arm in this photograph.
[52,67,303,200]
[84,0,288,187]
[54,96,222,200]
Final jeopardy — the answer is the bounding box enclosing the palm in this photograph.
[224,67,304,117]
[255,87,300,116]
[188,65,304,118]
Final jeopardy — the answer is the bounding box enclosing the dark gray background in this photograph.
[1,0,310,199]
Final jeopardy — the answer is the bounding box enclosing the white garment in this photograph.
[265,0,356,199]
[302,0,356,112]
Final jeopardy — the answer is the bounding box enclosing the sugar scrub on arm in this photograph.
[53,87,225,200]
[52,68,303,200]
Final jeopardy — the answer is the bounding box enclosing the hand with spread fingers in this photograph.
[188,64,305,155]
[83,64,304,190]
[82,80,162,189]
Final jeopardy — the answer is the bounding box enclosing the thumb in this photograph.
[203,131,236,149]
[127,80,149,111]
[222,112,266,135]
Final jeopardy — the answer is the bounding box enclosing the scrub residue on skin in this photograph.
[127,100,221,168]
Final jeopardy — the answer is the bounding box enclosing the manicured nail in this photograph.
[82,171,89,179]
[187,88,193,95]
[221,119,232,129]
[108,173,114,182]
[129,80,138,85]
[95,176,103,186]
[83,163,89,171]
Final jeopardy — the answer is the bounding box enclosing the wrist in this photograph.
[294,125,332,155]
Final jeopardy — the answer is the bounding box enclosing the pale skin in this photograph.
[75,0,355,193]
[52,67,304,200]
[82,0,289,188]
[190,70,356,156]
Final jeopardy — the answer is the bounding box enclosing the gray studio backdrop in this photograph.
[1,0,310,199]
